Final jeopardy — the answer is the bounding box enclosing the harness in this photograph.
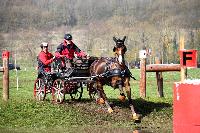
[91,57,124,78]
[91,57,136,80]
[104,57,124,77]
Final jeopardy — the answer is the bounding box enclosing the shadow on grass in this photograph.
[111,98,171,116]
[50,97,171,117]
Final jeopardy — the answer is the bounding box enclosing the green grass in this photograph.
[0,68,200,133]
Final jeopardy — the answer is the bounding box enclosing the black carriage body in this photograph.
[72,58,91,77]
[49,57,97,103]
[53,57,97,78]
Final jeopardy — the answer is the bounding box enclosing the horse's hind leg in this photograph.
[96,81,113,113]
[124,78,141,120]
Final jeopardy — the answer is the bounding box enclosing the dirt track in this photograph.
[62,98,172,133]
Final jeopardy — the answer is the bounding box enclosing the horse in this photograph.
[89,36,140,120]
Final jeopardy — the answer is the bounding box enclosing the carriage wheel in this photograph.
[33,78,46,101]
[87,83,97,100]
[70,82,83,101]
[52,79,65,103]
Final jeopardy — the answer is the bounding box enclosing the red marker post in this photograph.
[2,51,9,102]
[173,49,199,133]
[173,81,200,133]
[179,50,197,68]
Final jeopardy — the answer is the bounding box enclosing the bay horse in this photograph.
[89,36,140,120]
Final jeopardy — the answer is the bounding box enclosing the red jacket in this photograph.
[38,51,53,72]
[55,41,86,60]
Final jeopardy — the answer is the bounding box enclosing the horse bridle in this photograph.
[113,44,127,65]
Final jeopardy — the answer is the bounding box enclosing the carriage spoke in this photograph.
[52,79,65,103]
[33,78,46,101]
[58,92,64,101]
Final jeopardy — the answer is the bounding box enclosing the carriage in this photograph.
[33,56,98,103]
[33,36,141,120]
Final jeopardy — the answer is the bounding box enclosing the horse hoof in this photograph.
[132,113,141,121]
[108,107,113,113]
[118,95,126,102]
[96,98,105,104]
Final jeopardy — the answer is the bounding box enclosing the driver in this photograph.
[55,33,87,68]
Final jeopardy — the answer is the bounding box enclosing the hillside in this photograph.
[0,0,200,66]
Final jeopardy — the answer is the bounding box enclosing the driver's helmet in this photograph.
[64,34,72,40]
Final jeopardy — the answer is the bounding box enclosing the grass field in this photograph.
[0,68,200,133]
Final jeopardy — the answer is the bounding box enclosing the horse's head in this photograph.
[113,36,127,65]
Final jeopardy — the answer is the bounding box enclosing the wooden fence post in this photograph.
[156,71,164,97]
[180,36,186,82]
[2,51,9,102]
[139,50,147,98]
[155,57,164,97]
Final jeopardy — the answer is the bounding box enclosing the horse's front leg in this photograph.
[118,84,126,102]
[124,77,141,120]
[96,81,113,113]
[111,78,126,102]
